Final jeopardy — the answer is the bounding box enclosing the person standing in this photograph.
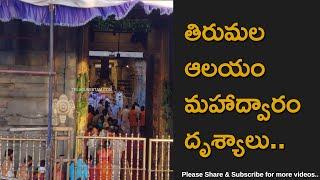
[37,160,46,180]
[139,106,146,136]
[115,91,124,109]
[110,100,119,120]
[87,105,95,125]
[128,105,138,135]
[133,102,141,132]
[97,99,105,114]
[69,157,88,180]
[16,155,32,180]
[87,127,99,164]
[95,142,112,180]
[110,129,126,180]
[120,105,130,134]
[55,161,65,180]
[1,149,14,179]
[116,107,122,126]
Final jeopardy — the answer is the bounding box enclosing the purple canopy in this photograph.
[0,0,173,26]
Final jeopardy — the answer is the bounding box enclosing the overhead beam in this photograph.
[89,50,144,58]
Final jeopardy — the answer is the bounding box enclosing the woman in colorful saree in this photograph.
[94,139,113,180]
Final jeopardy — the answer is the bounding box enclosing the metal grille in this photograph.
[76,134,147,180]
[0,135,47,180]
[148,136,173,180]
[0,131,173,180]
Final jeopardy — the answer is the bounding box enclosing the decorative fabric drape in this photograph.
[0,0,173,26]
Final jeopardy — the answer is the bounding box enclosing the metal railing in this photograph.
[0,131,173,180]
[76,134,147,180]
[148,136,173,180]
[0,127,73,180]
[0,135,47,180]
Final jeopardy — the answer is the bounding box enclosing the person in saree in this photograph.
[94,140,113,180]
[1,149,14,179]
[69,157,89,180]
[54,161,65,180]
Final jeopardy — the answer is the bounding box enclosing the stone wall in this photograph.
[146,26,171,137]
[0,20,79,128]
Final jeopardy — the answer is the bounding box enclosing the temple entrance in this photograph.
[88,54,146,106]
[86,50,147,137]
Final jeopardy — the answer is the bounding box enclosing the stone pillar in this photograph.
[158,27,171,137]
[149,26,171,137]
[145,54,154,138]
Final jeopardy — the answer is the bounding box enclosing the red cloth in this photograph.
[89,148,113,180]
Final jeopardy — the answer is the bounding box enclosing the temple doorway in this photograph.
[86,51,147,136]
[88,54,146,106]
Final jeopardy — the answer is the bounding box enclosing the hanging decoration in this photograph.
[0,0,173,27]
[76,61,89,135]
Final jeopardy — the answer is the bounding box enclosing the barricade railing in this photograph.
[148,136,173,180]
[0,127,73,180]
[52,128,73,180]
[0,131,173,180]
[76,134,147,180]
[0,135,47,180]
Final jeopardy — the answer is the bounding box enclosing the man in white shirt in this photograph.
[115,91,124,109]
[110,101,119,120]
